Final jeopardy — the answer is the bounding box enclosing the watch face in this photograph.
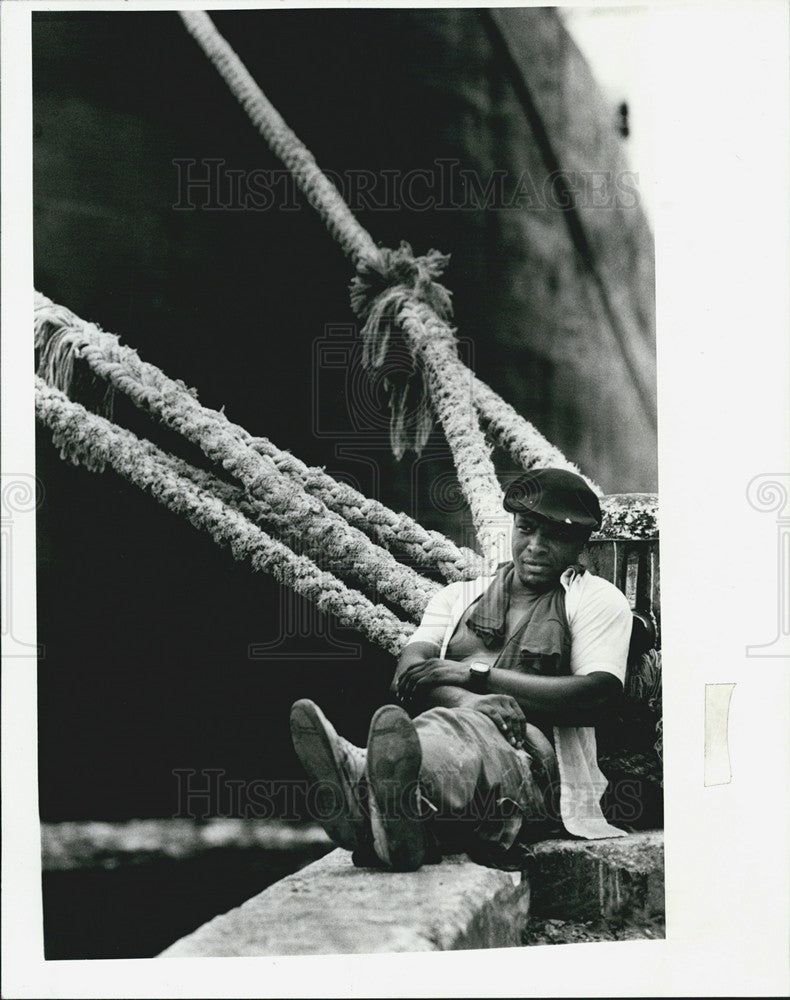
[469,662,489,692]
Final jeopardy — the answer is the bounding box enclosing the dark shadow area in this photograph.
[42,841,332,960]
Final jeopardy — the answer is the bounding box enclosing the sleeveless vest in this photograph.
[465,562,575,677]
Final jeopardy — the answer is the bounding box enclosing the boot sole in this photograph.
[290,699,361,851]
[366,705,425,872]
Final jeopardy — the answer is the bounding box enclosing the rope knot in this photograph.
[349,242,455,458]
[349,240,453,330]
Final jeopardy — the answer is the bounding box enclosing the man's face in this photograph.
[511,512,587,591]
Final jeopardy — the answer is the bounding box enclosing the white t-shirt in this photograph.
[407,565,633,839]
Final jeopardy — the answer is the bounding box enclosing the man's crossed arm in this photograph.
[391,641,622,744]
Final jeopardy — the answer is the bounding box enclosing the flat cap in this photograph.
[503,468,601,529]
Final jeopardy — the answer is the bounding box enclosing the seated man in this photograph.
[290,468,632,872]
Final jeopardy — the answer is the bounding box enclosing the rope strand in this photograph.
[397,299,509,567]
[244,436,483,580]
[179,10,378,270]
[471,374,600,493]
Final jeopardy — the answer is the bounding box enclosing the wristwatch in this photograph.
[468,661,491,693]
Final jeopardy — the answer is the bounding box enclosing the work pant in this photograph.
[412,707,561,866]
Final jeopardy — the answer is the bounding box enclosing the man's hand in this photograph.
[471,694,528,750]
[396,658,470,704]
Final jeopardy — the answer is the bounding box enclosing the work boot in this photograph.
[290,699,366,852]
[365,705,426,872]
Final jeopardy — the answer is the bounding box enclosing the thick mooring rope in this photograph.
[36,377,414,656]
[34,293,441,621]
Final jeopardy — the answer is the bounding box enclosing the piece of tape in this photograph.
[704,683,735,786]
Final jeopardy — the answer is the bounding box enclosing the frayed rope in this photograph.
[349,242,456,458]
[34,293,116,420]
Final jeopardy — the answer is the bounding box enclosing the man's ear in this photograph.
[573,531,593,559]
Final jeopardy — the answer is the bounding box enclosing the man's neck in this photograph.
[509,563,570,601]
[509,575,560,600]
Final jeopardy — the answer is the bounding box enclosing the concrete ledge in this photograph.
[160,848,529,957]
[159,833,663,957]
[523,830,664,922]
